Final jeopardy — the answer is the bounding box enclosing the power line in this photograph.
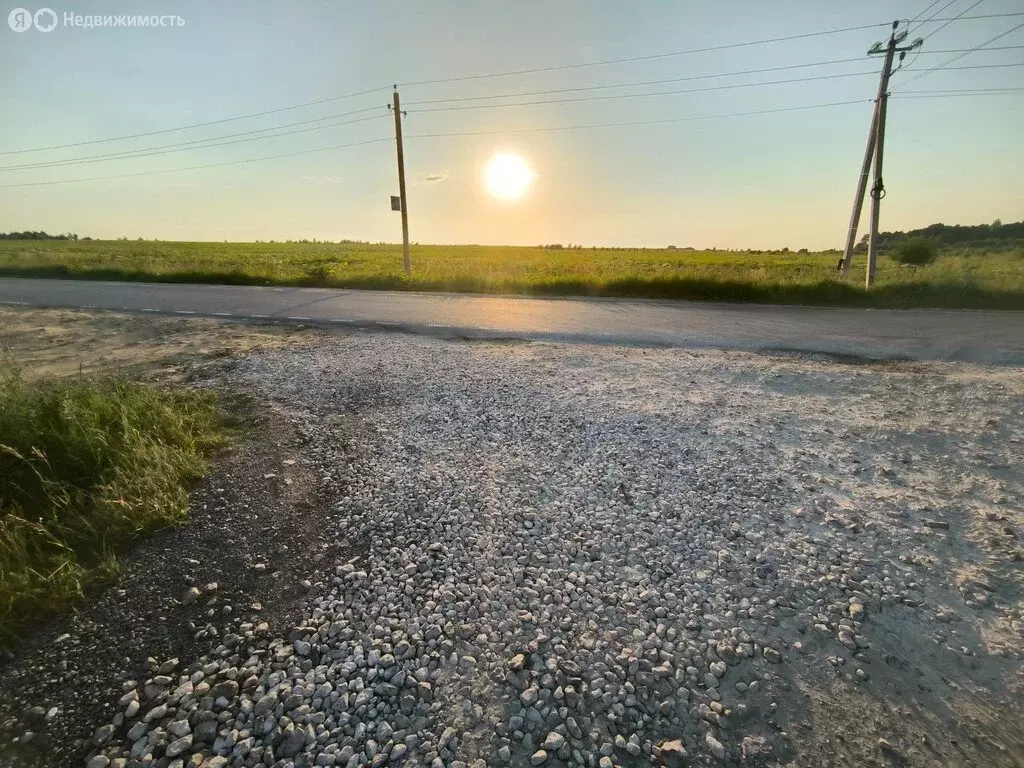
[397,14,1024,89]
[408,71,877,114]
[896,20,1024,88]
[909,0,946,25]
[910,0,961,34]
[6,15,1020,159]
[892,91,1024,99]
[11,59,1015,176]
[405,57,870,106]
[398,22,892,87]
[0,86,391,156]
[0,110,389,172]
[899,0,988,76]
[2,100,871,189]
[405,99,871,140]
[409,58,1024,110]
[919,11,1024,22]
[918,0,987,42]
[895,86,1024,94]
[0,137,392,189]
[913,44,1024,52]
[938,62,1024,68]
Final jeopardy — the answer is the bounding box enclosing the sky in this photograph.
[1,0,1022,249]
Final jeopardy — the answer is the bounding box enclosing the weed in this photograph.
[0,369,225,645]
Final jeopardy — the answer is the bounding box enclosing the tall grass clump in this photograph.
[0,369,224,645]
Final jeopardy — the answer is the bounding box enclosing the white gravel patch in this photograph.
[82,334,1024,768]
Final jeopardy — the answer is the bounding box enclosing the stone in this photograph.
[280,727,306,758]
[166,735,193,758]
[209,680,239,701]
[705,733,726,760]
[658,739,687,766]
[194,720,218,744]
[542,732,565,751]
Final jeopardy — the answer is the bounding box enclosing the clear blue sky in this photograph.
[1,0,1021,248]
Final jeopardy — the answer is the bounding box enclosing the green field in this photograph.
[1,239,1023,308]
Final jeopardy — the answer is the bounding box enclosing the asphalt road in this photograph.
[1,277,1023,364]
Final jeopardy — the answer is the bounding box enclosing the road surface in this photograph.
[1,277,1022,364]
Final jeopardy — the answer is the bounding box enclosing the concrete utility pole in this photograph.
[392,89,411,275]
[865,60,892,288]
[840,21,922,285]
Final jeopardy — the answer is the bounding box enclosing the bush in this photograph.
[304,264,333,283]
[892,237,939,266]
[0,370,224,645]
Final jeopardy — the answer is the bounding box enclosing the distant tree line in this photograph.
[0,231,81,240]
[856,220,1023,252]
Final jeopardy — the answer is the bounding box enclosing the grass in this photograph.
[0,368,225,646]
[0,239,1023,308]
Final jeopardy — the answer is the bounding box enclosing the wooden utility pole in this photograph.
[839,21,921,283]
[392,89,411,275]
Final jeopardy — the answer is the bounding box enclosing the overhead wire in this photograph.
[404,57,871,106]
[912,44,1023,51]
[0,137,393,189]
[895,20,1024,88]
[3,100,875,188]
[3,15,1020,158]
[404,99,872,140]
[398,22,892,87]
[912,11,1024,23]
[397,14,1022,88]
[917,0,987,42]
[908,0,947,25]
[893,86,1024,94]
[408,59,1024,109]
[407,71,878,114]
[2,58,886,171]
[3,14,1022,187]
[0,86,392,156]
[898,0,982,76]
[0,109,390,172]
[910,0,963,35]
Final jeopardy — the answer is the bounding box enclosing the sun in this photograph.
[483,153,534,201]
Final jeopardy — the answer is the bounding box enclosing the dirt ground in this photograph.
[0,306,319,381]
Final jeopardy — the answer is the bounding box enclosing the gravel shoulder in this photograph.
[1,316,1022,768]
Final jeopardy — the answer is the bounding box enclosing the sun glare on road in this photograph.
[483,153,534,201]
